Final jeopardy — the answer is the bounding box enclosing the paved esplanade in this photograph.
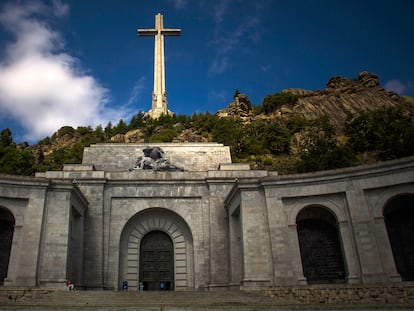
[138,13,181,118]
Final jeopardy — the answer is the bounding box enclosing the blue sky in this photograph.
[0,0,413,143]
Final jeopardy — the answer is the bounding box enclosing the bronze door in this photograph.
[139,231,173,290]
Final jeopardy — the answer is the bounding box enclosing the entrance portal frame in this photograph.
[119,208,193,291]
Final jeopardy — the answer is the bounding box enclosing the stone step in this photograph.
[3,289,293,307]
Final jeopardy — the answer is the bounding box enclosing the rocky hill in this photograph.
[218,71,413,131]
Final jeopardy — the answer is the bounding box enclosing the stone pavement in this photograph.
[1,290,413,310]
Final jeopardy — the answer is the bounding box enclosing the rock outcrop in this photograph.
[277,71,413,130]
[217,93,253,119]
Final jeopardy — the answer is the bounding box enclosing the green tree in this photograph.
[296,118,357,172]
[264,121,291,154]
[262,92,298,114]
[104,121,114,140]
[129,112,146,129]
[0,128,13,148]
[345,107,414,160]
[0,129,36,176]
[149,129,178,142]
[212,118,244,158]
[113,119,128,135]
[0,148,36,176]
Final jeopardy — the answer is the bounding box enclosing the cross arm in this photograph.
[161,29,181,36]
[137,29,157,36]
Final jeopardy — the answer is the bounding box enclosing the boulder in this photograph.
[357,71,380,88]
[124,129,145,143]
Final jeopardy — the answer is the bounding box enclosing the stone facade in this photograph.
[0,143,413,291]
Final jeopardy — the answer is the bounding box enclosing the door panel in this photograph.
[139,231,173,290]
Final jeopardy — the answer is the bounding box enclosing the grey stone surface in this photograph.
[1,145,414,292]
[82,143,231,172]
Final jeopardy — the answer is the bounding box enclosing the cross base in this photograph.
[146,107,174,119]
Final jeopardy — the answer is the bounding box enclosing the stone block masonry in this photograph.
[257,284,414,305]
[82,143,232,171]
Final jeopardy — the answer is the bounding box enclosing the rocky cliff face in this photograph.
[273,71,413,129]
[217,72,414,131]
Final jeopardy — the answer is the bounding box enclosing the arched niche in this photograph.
[296,205,346,284]
[0,207,15,285]
[384,194,414,281]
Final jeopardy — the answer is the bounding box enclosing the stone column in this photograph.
[81,181,106,288]
[16,188,48,286]
[239,187,272,288]
[39,188,72,288]
[228,208,243,287]
[373,216,402,282]
[337,220,360,283]
[3,224,23,286]
[206,182,231,288]
[346,188,386,283]
[287,224,307,285]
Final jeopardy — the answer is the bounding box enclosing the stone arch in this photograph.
[287,197,346,226]
[371,185,414,218]
[0,206,15,285]
[383,194,414,281]
[119,208,193,291]
[296,205,346,284]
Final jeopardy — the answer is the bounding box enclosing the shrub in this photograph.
[262,92,299,114]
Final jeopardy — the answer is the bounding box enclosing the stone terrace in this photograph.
[1,284,414,310]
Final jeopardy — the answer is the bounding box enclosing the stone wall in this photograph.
[225,156,414,288]
[256,284,414,305]
[82,143,232,171]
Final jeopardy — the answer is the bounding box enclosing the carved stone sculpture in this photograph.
[132,146,184,171]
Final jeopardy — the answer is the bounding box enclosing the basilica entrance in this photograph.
[139,231,174,290]
[119,208,193,291]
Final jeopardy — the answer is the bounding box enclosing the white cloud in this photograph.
[208,0,261,76]
[384,79,412,95]
[169,0,187,10]
[127,77,146,107]
[260,65,271,72]
[0,1,128,142]
[208,56,230,76]
[213,0,231,25]
[51,0,69,17]
[208,89,227,105]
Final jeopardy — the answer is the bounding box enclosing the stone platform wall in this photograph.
[256,284,414,305]
[82,143,232,171]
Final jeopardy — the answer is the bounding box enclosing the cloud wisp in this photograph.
[169,0,187,10]
[0,1,128,142]
[207,1,262,76]
[384,79,413,95]
[126,76,146,107]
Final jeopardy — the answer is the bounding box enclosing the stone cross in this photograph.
[138,13,181,118]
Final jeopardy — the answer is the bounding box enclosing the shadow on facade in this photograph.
[0,207,14,285]
[296,205,346,284]
[384,195,414,281]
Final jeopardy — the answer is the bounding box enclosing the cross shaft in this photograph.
[138,13,181,118]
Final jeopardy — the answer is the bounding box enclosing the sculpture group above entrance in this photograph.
[132,146,184,171]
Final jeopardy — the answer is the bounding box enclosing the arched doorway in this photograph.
[139,231,174,290]
[384,195,414,281]
[0,207,15,285]
[296,206,346,284]
[119,208,194,291]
